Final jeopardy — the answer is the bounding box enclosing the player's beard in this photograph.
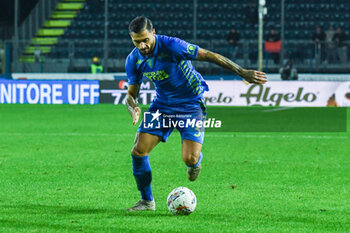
[140,39,155,56]
[140,49,149,56]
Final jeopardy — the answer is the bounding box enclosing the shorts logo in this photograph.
[187,44,196,55]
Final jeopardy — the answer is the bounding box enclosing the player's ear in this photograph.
[152,28,155,36]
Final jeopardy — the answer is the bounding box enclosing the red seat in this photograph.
[265,41,281,53]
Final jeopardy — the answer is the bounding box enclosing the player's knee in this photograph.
[183,152,199,166]
[131,144,148,157]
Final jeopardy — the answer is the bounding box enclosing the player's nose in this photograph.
[139,42,146,49]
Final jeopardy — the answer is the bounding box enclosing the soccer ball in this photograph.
[167,187,197,215]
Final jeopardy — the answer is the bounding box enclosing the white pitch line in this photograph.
[261,107,294,112]
[205,134,349,140]
[0,132,348,140]
[0,132,135,137]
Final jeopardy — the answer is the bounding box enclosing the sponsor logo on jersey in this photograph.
[143,70,169,82]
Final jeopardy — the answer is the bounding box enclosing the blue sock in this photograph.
[132,154,153,201]
[187,152,203,168]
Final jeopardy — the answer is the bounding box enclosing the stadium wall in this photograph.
[10,73,350,81]
[1,76,349,107]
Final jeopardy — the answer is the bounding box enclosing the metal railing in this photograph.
[18,0,59,42]
[5,39,350,74]
[12,0,59,72]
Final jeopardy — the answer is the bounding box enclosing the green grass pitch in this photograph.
[0,104,349,233]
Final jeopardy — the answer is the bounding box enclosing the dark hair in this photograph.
[129,16,153,33]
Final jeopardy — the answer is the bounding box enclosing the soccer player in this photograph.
[125,16,267,211]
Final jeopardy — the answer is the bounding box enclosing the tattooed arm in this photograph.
[196,48,267,84]
[126,84,141,125]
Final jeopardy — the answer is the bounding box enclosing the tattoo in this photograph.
[126,95,138,116]
[197,48,266,84]
[198,49,245,76]
[126,84,140,116]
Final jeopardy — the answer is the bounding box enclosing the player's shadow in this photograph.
[1,203,117,215]
[0,203,172,231]
[0,218,146,232]
[125,211,173,217]
[1,203,172,217]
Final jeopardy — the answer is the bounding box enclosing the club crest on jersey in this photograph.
[147,58,154,68]
[187,44,196,55]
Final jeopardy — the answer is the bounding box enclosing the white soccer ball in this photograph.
[167,187,197,215]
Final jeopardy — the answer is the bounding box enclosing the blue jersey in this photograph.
[125,35,209,106]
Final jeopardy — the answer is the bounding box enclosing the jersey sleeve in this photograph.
[167,37,199,61]
[125,54,142,85]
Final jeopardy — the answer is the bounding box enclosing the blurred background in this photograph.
[0,0,349,75]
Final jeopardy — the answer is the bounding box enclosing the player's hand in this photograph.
[242,70,267,84]
[132,107,141,125]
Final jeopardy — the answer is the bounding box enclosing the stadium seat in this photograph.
[47,0,349,65]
